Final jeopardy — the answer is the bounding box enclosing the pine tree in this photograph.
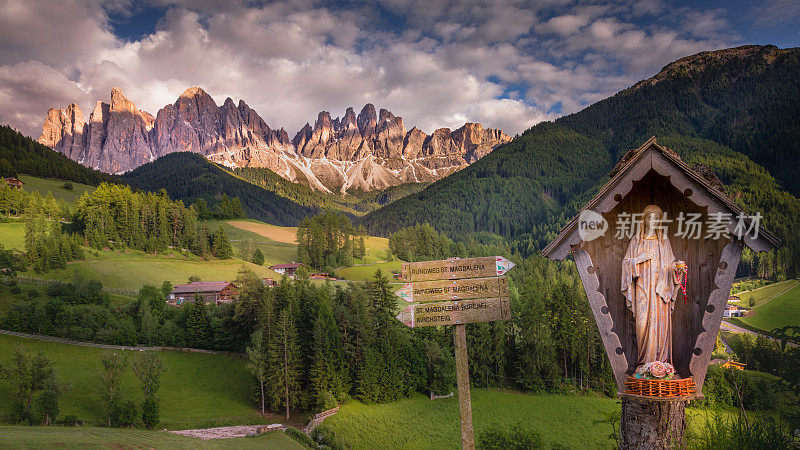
[310,298,348,409]
[246,328,269,415]
[185,297,210,348]
[269,308,300,420]
[211,226,232,259]
[252,248,265,266]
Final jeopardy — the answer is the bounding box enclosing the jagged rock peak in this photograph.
[180,86,210,98]
[110,87,137,113]
[38,88,512,191]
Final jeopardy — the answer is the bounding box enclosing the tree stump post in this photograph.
[619,397,686,449]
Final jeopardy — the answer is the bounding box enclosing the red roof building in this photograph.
[3,177,24,189]
[269,262,304,277]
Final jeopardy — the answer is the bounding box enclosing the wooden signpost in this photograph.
[396,256,515,450]
[395,276,509,303]
[395,297,511,327]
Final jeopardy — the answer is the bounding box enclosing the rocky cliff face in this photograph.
[39,87,511,193]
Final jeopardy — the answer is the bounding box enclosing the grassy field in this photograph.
[0,220,25,250]
[226,220,298,244]
[0,426,304,449]
[206,220,298,267]
[336,261,402,282]
[733,279,799,307]
[19,249,280,291]
[739,282,800,333]
[226,219,392,265]
[19,175,96,203]
[0,333,263,429]
[321,390,619,449]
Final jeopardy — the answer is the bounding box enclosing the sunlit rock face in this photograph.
[39,88,511,193]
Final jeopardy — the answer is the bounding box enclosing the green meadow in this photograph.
[18,175,96,203]
[739,282,800,333]
[335,260,402,282]
[321,390,619,449]
[0,220,25,250]
[734,279,799,307]
[205,220,298,267]
[0,333,262,429]
[0,426,304,449]
[17,249,279,291]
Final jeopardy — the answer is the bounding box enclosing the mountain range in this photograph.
[38,88,510,193]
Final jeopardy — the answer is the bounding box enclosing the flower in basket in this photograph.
[634,361,676,380]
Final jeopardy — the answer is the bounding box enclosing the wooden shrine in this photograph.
[542,137,778,448]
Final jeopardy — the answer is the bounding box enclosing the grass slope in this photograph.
[0,220,24,251]
[321,390,618,449]
[335,261,401,282]
[0,333,257,428]
[0,426,304,449]
[226,219,392,266]
[21,249,279,291]
[18,175,96,203]
[206,220,297,268]
[734,279,799,307]
[740,282,800,332]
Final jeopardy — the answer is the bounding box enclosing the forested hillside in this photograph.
[362,45,800,275]
[121,152,316,226]
[0,126,118,186]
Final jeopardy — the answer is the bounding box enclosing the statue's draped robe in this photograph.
[621,234,680,365]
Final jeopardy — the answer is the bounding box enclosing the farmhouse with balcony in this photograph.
[269,262,304,278]
[169,281,238,306]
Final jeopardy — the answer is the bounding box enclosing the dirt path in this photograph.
[170,425,284,439]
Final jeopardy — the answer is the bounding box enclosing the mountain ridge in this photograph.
[38,88,511,193]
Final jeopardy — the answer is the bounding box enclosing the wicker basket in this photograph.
[625,376,696,398]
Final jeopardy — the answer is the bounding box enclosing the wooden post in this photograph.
[453,323,475,450]
[619,397,686,449]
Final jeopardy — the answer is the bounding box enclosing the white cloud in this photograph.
[0,0,742,139]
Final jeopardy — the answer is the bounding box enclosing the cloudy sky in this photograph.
[1,0,798,138]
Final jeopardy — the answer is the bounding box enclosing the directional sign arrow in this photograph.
[401,256,516,282]
[395,298,511,328]
[395,276,509,303]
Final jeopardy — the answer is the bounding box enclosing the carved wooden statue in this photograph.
[621,204,687,367]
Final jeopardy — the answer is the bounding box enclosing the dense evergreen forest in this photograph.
[121,152,316,226]
[296,211,366,271]
[0,126,118,186]
[361,45,800,276]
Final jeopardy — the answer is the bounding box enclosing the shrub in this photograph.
[62,182,73,190]
[35,389,60,425]
[320,390,338,411]
[59,414,82,426]
[477,422,544,450]
[286,426,315,447]
[141,397,159,429]
[311,425,349,450]
[116,400,138,428]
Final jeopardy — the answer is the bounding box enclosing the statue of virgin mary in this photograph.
[621,204,687,367]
